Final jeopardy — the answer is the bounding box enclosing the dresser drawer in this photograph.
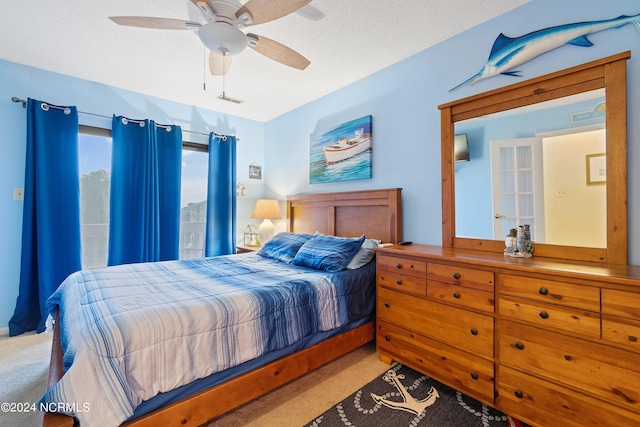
[499,296,600,338]
[601,289,640,351]
[377,271,426,296]
[602,289,640,318]
[603,314,640,351]
[377,320,495,404]
[499,320,640,412]
[427,263,494,292]
[500,274,600,312]
[378,287,494,358]
[497,366,640,427]
[427,281,494,313]
[377,254,427,279]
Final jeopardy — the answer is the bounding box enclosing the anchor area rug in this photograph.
[303,364,530,427]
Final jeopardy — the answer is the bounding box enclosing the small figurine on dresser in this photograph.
[504,228,517,255]
[524,239,535,256]
[505,225,534,257]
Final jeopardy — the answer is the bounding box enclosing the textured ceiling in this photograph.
[0,0,530,122]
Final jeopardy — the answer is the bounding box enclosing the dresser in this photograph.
[375,244,640,426]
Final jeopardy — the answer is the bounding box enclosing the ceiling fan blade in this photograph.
[109,16,200,30]
[236,0,311,26]
[209,51,232,75]
[296,4,325,21]
[247,33,310,70]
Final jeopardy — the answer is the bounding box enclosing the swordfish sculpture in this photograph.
[450,13,640,91]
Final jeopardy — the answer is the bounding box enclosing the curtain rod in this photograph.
[10,97,238,140]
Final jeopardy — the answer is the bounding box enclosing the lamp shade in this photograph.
[251,199,282,244]
[251,199,282,220]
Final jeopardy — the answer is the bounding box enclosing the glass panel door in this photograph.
[491,137,545,242]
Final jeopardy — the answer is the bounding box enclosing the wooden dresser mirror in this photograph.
[439,52,630,264]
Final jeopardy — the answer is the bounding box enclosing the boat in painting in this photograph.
[322,128,372,164]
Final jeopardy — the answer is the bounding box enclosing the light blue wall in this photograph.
[264,0,640,261]
[0,60,266,331]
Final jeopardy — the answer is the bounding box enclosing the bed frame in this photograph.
[43,188,402,427]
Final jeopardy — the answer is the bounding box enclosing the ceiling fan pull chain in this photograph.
[222,52,227,98]
[203,45,207,91]
[222,72,226,99]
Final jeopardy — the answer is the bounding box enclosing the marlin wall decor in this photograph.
[450,13,640,91]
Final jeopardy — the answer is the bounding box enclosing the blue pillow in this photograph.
[256,232,312,263]
[292,232,365,272]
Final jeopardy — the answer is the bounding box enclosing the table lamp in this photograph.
[251,199,282,244]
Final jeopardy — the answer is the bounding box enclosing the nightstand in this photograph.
[236,245,260,254]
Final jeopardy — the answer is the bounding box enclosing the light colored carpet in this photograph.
[0,331,52,427]
[0,331,390,427]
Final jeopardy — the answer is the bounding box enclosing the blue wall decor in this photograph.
[451,12,640,91]
[309,115,373,184]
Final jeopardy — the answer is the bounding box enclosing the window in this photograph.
[78,126,112,269]
[78,126,210,267]
[180,143,209,259]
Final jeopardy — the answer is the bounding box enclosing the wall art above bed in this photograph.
[309,115,373,184]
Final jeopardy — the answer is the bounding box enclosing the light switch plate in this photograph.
[13,188,24,200]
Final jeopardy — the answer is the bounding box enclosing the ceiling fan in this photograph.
[109,0,312,76]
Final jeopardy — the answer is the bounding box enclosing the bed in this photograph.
[42,188,402,427]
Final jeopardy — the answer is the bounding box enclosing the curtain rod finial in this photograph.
[11,97,27,108]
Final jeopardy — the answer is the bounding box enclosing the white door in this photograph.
[490,137,545,242]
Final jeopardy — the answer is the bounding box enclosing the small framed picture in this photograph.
[586,153,606,185]
[249,162,262,180]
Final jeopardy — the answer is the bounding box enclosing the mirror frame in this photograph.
[439,51,629,264]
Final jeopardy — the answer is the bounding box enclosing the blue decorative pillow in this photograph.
[256,232,312,263]
[292,232,365,272]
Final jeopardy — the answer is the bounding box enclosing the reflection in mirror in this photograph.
[439,52,629,264]
[454,134,470,162]
[454,89,606,249]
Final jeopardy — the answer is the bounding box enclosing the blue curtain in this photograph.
[108,116,182,265]
[205,134,236,256]
[9,99,82,336]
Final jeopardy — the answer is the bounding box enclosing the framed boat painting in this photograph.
[309,115,373,184]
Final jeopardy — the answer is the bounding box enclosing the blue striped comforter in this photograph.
[40,254,375,427]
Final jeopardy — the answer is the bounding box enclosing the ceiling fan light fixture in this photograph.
[198,21,248,55]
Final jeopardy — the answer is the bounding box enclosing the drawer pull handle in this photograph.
[539,311,549,319]
[470,372,478,380]
[396,279,402,285]
[514,390,523,399]
[396,263,403,269]
[453,272,461,280]
[470,328,478,335]
[515,342,525,350]
[453,292,460,299]
[539,287,549,295]
[385,335,391,341]
[384,302,390,308]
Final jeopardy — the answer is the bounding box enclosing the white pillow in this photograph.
[345,239,381,269]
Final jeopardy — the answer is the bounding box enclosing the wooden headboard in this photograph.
[286,188,402,243]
